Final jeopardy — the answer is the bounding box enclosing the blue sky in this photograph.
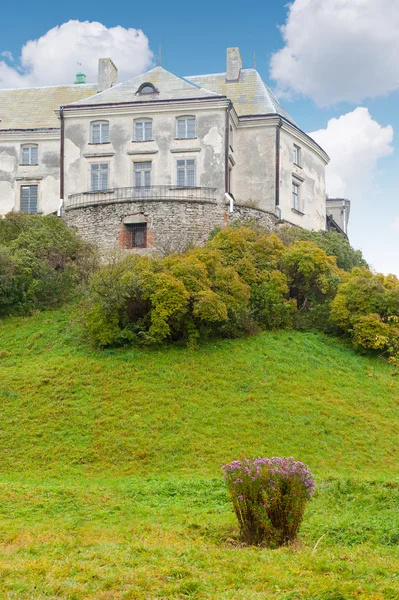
[1,0,398,274]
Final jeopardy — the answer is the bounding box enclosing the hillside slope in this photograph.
[0,307,399,599]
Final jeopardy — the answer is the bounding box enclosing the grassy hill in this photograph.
[1,307,399,599]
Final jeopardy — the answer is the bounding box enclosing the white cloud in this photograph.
[270,0,399,105]
[392,217,399,232]
[0,51,14,62]
[309,107,394,198]
[0,20,153,89]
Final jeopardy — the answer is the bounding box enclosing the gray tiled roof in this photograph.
[186,69,296,123]
[69,67,222,106]
[0,84,98,130]
[0,66,295,130]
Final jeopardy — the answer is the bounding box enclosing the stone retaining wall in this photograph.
[63,199,281,255]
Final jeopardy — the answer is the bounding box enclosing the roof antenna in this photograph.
[158,44,162,67]
[253,51,257,70]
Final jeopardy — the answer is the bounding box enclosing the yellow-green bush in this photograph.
[331,268,399,360]
[84,225,399,357]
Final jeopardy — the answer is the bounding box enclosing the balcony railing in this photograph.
[65,185,217,210]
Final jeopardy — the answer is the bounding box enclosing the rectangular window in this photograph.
[134,120,153,141]
[292,182,300,211]
[176,117,196,139]
[91,122,109,144]
[21,145,38,165]
[125,223,147,248]
[293,145,301,166]
[134,162,151,187]
[20,185,38,213]
[90,163,109,191]
[177,159,196,187]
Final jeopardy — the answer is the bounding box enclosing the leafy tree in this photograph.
[0,212,96,316]
[280,241,342,309]
[276,226,368,272]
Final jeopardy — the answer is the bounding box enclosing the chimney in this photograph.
[97,58,118,92]
[226,47,242,82]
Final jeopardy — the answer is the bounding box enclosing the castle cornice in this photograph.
[58,96,230,119]
[238,114,329,165]
[0,128,60,142]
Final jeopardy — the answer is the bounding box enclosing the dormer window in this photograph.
[136,82,158,95]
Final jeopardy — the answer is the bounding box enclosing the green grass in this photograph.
[1,306,399,598]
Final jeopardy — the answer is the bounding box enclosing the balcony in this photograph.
[65,185,217,210]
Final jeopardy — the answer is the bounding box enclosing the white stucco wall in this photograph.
[63,101,229,203]
[279,126,327,231]
[231,120,276,212]
[0,132,60,215]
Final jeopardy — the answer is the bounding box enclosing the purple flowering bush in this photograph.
[222,456,315,547]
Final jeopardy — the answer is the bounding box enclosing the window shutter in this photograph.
[92,124,101,144]
[90,165,98,191]
[100,164,108,190]
[177,119,185,139]
[187,118,196,139]
[144,121,152,141]
[144,169,151,187]
[20,186,30,211]
[31,146,38,164]
[20,185,38,213]
[102,123,110,143]
[30,186,38,212]
[186,160,195,186]
[21,147,30,164]
[176,159,185,186]
[135,122,143,141]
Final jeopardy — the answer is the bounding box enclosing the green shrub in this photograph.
[277,225,368,272]
[84,225,398,359]
[331,269,399,361]
[250,270,295,329]
[85,251,250,347]
[280,241,343,309]
[222,457,315,547]
[353,314,392,352]
[0,213,97,316]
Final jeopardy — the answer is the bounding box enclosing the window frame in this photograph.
[133,161,152,187]
[176,158,196,187]
[20,144,38,166]
[292,181,302,212]
[90,121,110,145]
[176,116,196,140]
[136,82,158,95]
[134,119,153,142]
[125,222,147,248]
[20,184,39,213]
[293,144,301,167]
[90,162,109,192]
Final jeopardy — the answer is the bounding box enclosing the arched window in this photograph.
[176,116,196,139]
[134,118,153,142]
[136,82,158,95]
[20,144,38,165]
[90,121,110,144]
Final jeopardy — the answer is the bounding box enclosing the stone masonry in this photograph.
[63,199,281,256]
